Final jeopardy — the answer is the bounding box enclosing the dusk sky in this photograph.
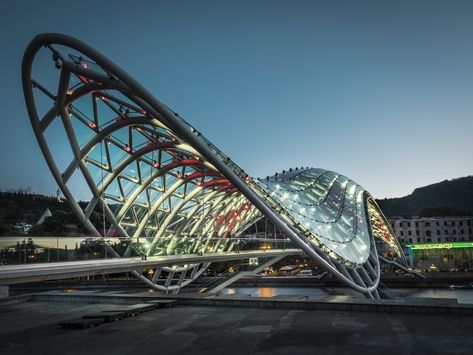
[0,0,472,199]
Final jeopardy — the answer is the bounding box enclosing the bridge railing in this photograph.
[0,235,295,266]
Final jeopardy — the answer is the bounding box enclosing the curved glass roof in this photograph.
[256,168,371,264]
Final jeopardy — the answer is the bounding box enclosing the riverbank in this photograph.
[3,287,473,315]
[231,274,473,288]
[8,273,473,296]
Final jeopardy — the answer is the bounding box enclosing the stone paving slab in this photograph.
[147,299,177,307]
[83,312,127,322]
[58,317,104,329]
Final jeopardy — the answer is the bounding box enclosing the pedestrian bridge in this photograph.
[18,33,409,298]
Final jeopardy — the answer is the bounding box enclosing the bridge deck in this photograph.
[0,249,301,285]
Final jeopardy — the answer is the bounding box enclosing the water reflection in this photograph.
[389,288,473,304]
[221,287,473,304]
[222,287,360,300]
[259,288,276,298]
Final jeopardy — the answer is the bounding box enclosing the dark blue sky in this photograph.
[0,0,472,199]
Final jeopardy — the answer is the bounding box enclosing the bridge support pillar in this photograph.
[204,255,286,294]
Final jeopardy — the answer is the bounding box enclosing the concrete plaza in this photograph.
[0,299,472,354]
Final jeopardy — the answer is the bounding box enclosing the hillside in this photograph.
[376,176,473,217]
[0,191,70,225]
[0,191,93,236]
[1,175,472,234]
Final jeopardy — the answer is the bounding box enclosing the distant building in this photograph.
[388,216,473,244]
[388,216,473,270]
[36,207,52,225]
[14,222,32,234]
[404,241,473,271]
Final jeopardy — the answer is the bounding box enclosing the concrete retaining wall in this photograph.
[23,291,473,316]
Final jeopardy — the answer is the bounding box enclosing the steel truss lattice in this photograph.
[22,33,405,297]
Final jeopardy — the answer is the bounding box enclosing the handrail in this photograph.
[0,249,301,285]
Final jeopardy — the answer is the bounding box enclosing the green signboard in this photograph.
[406,242,473,250]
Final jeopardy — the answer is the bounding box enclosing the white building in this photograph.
[388,216,473,244]
[36,207,52,225]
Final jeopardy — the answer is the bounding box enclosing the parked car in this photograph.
[296,269,313,277]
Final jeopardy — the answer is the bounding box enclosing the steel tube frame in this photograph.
[22,33,405,297]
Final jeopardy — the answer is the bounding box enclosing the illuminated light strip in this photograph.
[406,242,473,250]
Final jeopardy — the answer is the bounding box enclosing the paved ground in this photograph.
[1,301,473,355]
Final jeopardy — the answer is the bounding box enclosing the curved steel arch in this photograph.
[22,33,404,297]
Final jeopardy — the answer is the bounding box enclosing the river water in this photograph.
[221,286,473,304]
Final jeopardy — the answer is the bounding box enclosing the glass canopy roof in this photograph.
[256,168,371,264]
